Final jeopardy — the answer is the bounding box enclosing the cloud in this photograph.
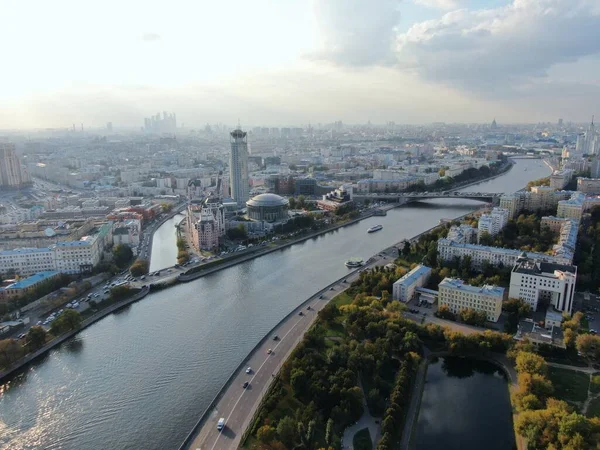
[413,0,464,10]
[308,0,401,66]
[142,33,161,42]
[397,0,600,94]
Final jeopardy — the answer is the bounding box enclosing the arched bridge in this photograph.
[354,191,503,203]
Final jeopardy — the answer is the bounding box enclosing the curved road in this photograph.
[186,251,397,450]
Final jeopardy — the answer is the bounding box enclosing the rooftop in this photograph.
[246,193,289,208]
[394,264,432,286]
[439,277,505,297]
[4,271,60,289]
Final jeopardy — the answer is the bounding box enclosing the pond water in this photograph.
[413,356,516,450]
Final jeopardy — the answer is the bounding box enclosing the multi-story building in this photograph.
[446,224,477,244]
[556,192,600,220]
[392,264,432,302]
[549,169,573,190]
[541,216,572,233]
[0,248,56,276]
[576,177,600,195]
[0,271,60,301]
[194,212,220,250]
[438,278,505,322]
[477,207,509,242]
[0,143,31,188]
[437,239,572,270]
[499,188,574,219]
[508,254,577,314]
[317,185,353,211]
[229,128,250,208]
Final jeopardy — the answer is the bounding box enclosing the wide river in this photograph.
[0,159,550,450]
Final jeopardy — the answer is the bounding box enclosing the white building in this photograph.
[508,254,577,314]
[477,207,509,242]
[549,169,573,190]
[438,278,505,322]
[499,188,575,220]
[437,239,572,271]
[577,177,600,195]
[446,224,477,244]
[195,212,220,250]
[557,192,600,221]
[229,128,250,208]
[0,248,56,277]
[392,264,432,302]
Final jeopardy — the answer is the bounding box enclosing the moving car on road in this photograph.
[217,418,225,430]
[246,367,252,374]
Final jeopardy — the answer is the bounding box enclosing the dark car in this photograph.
[298,311,303,316]
[273,335,279,341]
[243,381,249,389]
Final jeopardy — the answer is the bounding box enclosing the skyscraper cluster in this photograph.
[144,112,177,133]
[229,128,249,207]
[575,117,598,155]
[0,143,31,188]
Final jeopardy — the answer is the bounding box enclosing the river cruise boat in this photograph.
[367,224,383,233]
[345,258,364,268]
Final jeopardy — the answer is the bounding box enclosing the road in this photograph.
[185,253,392,450]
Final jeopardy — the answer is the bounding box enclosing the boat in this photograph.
[345,258,364,268]
[367,224,383,233]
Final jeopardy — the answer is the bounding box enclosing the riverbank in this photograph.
[0,286,150,383]
[145,203,186,263]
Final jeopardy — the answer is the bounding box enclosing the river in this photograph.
[0,159,550,450]
[149,213,185,273]
[413,356,515,450]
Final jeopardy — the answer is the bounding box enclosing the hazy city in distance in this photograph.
[2,1,600,450]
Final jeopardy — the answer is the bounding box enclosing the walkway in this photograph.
[547,362,596,374]
[342,380,380,449]
[399,359,427,450]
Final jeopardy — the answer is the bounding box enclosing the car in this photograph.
[306,306,311,310]
[298,311,303,316]
[243,381,249,389]
[330,287,334,291]
[217,418,225,430]
[141,276,146,280]
[273,335,279,341]
[267,349,272,354]
[36,321,43,326]
[17,333,26,340]
[246,367,252,374]
[319,295,323,299]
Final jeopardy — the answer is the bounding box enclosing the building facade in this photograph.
[392,264,432,302]
[508,255,577,314]
[576,177,600,195]
[0,143,31,188]
[549,169,573,190]
[438,278,505,322]
[229,128,250,208]
[246,193,289,222]
[477,207,509,242]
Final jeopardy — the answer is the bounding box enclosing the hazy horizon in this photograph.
[2,0,599,129]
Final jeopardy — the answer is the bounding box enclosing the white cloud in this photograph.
[309,0,401,66]
[397,0,600,94]
[413,0,464,10]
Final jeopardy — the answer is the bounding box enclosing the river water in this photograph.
[0,159,549,450]
[414,356,515,450]
[149,213,185,273]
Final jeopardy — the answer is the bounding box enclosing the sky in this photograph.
[1,0,600,129]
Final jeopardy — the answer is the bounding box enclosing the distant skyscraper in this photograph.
[106,122,113,132]
[577,116,599,155]
[0,143,30,188]
[229,128,249,208]
[143,112,177,133]
[491,118,498,130]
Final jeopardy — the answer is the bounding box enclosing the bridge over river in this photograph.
[353,191,502,203]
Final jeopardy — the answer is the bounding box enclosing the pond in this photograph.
[413,356,516,450]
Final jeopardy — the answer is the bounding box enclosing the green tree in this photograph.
[277,416,297,447]
[27,326,48,350]
[112,244,133,268]
[257,424,277,443]
[0,338,24,369]
[515,351,548,376]
[576,334,600,361]
[50,309,82,335]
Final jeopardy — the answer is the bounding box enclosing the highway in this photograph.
[184,251,396,450]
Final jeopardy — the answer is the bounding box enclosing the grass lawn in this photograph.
[586,397,600,418]
[548,367,590,404]
[581,317,590,330]
[591,375,600,394]
[330,291,353,308]
[353,427,373,450]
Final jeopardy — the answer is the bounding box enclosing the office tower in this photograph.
[0,143,30,188]
[229,128,249,208]
[143,112,177,133]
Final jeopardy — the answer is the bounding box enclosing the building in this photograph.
[477,207,509,242]
[195,212,220,250]
[549,169,573,190]
[0,271,60,301]
[317,185,353,211]
[499,187,572,220]
[0,248,56,277]
[545,310,563,329]
[514,319,565,349]
[229,128,250,208]
[575,117,598,155]
[556,192,600,220]
[0,143,31,188]
[576,177,600,195]
[246,193,289,222]
[541,216,572,233]
[437,239,572,270]
[438,278,505,322]
[392,264,432,302]
[143,111,177,133]
[508,254,577,314]
[446,224,477,244]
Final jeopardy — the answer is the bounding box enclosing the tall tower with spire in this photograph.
[229,126,250,208]
[491,118,498,130]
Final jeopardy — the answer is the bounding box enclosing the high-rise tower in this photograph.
[229,128,249,208]
[0,143,30,188]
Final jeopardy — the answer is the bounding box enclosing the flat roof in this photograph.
[439,277,505,297]
[5,271,59,289]
[394,264,432,286]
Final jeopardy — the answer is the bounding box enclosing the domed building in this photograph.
[246,193,289,222]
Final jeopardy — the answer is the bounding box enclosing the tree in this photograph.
[402,240,411,257]
[50,309,82,335]
[515,351,548,376]
[257,424,277,443]
[459,308,487,326]
[27,326,48,350]
[226,224,247,240]
[113,244,133,268]
[130,259,149,277]
[435,304,456,321]
[277,416,297,447]
[576,334,600,361]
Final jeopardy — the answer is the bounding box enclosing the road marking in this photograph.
[208,310,315,450]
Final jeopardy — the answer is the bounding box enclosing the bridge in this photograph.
[353,191,502,203]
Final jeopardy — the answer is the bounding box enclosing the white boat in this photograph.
[345,258,364,268]
[367,224,383,233]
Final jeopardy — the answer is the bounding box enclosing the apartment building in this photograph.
[392,264,432,302]
[499,188,574,220]
[446,224,477,244]
[557,192,600,221]
[576,177,600,195]
[549,169,573,190]
[508,255,577,314]
[477,207,509,242]
[0,248,56,277]
[438,278,505,322]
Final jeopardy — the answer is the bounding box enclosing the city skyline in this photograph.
[1,0,599,129]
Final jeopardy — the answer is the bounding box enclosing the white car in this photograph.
[246,367,252,374]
